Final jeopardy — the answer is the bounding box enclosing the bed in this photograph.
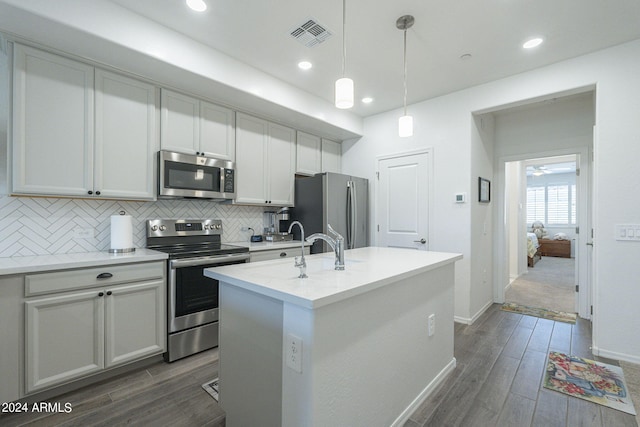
[527,232,541,267]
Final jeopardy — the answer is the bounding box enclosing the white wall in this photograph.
[343,39,640,362]
[342,92,473,322]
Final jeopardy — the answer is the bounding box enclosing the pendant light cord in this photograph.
[342,0,347,77]
[403,27,408,116]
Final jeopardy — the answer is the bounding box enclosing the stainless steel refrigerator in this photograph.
[291,172,368,254]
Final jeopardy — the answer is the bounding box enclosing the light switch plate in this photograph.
[615,224,640,241]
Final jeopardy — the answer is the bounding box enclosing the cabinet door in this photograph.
[235,113,268,204]
[104,280,165,368]
[160,89,199,154]
[267,123,296,206]
[200,101,235,160]
[25,290,104,393]
[95,70,158,200]
[12,44,94,196]
[321,139,341,173]
[296,131,321,176]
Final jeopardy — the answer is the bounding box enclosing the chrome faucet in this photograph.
[287,221,307,278]
[306,224,345,270]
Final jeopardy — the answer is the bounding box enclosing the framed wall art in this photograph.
[478,177,491,203]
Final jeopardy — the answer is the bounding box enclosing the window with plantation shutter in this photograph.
[526,186,545,224]
[526,181,576,226]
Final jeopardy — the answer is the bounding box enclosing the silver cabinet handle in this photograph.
[414,239,426,244]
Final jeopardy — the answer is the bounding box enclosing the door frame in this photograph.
[495,145,592,319]
[374,148,434,248]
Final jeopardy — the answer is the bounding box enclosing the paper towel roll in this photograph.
[110,214,134,253]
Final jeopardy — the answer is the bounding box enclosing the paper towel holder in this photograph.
[109,211,136,254]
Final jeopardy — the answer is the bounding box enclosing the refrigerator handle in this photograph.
[346,181,353,249]
[352,181,357,249]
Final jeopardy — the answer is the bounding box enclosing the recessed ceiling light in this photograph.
[523,37,543,49]
[298,61,313,70]
[186,0,207,12]
[362,97,374,104]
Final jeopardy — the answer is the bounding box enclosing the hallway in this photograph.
[506,256,575,313]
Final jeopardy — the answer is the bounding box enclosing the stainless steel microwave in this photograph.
[158,151,235,200]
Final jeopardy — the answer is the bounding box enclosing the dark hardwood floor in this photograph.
[2,303,636,426]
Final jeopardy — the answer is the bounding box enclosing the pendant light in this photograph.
[335,0,354,109]
[397,15,414,137]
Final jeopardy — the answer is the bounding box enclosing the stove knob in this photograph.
[204,225,210,230]
[215,224,221,230]
[159,225,166,231]
[151,225,158,231]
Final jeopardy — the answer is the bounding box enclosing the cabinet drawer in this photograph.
[250,247,309,263]
[25,261,165,297]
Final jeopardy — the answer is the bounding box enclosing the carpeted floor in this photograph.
[506,256,575,313]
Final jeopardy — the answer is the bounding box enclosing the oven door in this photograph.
[168,253,249,333]
[158,151,235,199]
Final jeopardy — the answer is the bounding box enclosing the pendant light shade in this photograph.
[335,0,353,109]
[398,115,413,137]
[397,15,415,137]
[335,77,354,109]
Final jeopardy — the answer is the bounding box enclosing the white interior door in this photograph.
[377,152,430,250]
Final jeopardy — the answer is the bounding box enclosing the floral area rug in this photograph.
[501,302,576,324]
[202,378,219,402]
[544,351,637,415]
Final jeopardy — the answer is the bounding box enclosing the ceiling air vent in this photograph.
[290,18,332,48]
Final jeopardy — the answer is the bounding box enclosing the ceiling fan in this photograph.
[531,166,552,176]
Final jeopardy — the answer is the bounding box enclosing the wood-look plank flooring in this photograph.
[2,304,637,426]
[404,304,638,427]
[0,350,224,427]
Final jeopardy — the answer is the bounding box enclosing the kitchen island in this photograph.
[204,246,462,427]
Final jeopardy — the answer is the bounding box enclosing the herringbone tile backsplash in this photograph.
[0,195,266,257]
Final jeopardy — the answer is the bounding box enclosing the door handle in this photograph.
[414,238,426,244]
[586,242,594,246]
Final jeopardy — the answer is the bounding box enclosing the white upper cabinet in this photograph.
[322,138,342,173]
[161,89,235,160]
[235,113,295,206]
[12,44,94,197]
[267,123,296,206]
[160,90,199,154]
[200,100,236,160]
[95,70,158,200]
[12,44,158,200]
[296,131,322,176]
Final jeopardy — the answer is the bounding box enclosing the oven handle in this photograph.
[169,253,250,269]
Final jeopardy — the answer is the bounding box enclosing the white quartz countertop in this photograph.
[0,249,168,276]
[228,240,310,252]
[205,246,462,309]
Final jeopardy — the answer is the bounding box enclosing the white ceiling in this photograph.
[108,0,640,117]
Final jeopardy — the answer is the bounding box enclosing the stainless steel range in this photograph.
[146,219,250,362]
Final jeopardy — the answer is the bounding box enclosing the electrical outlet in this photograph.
[73,228,94,239]
[286,333,303,373]
[428,314,435,337]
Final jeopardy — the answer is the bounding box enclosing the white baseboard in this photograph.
[454,300,494,325]
[591,346,640,364]
[391,357,457,427]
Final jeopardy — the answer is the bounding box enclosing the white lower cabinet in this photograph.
[250,246,310,263]
[23,262,166,395]
[25,290,104,393]
[105,281,165,367]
